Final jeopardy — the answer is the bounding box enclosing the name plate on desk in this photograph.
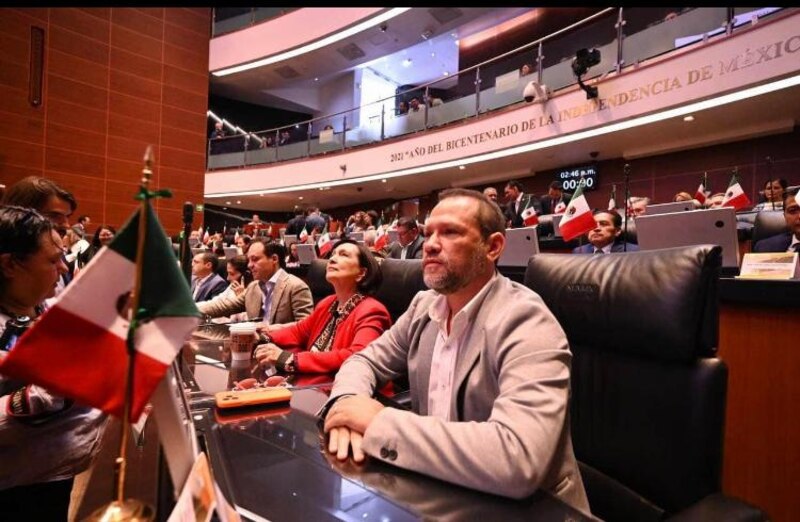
[737,252,799,280]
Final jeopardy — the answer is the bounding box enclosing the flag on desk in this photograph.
[0,201,201,421]
[721,173,750,211]
[317,226,333,257]
[521,203,539,227]
[299,226,309,243]
[554,201,566,214]
[559,183,596,242]
[373,227,389,252]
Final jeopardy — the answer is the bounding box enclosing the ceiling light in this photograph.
[314,77,319,82]
[236,200,241,204]
[684,115,695,122]
[212,8,411,76]
[431,52,436,57]
[402,58,412,68]
[442,71,449,76]
[225,201,231,205]
[459,165,466,170]
[206,74,800,199]
[298,196,304,200]
[454,40,459,45]
[260,193,265,196]
[381,178,387,183]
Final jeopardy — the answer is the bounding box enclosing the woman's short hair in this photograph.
[333,239,382,295]
[0,206,54,285]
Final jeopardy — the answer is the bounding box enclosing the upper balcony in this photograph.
[205,7,800,211]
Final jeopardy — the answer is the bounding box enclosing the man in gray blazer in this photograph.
[387,217,423,260]
[198,240,312,326]
[322,189,589,513]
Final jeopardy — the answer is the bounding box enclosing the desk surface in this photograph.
[179,338,591,521]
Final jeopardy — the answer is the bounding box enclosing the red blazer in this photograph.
[269,295,391,374]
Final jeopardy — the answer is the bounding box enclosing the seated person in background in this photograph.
[278,130,292,146]
[388,217,423,259]
[321,189,589,511]
[78,225,115,267]
[190,252,228,303]
[211,121,225,139]
[409,97,422,113]
[254,240,390,374]
[573,210,639,254]
[0,206,107,519]
[425,93,443,107]
[705,192,726,209]
[397,101,408,115]
[541,181,572,215]
[235,234,252,255]
[202,255,252,324]
[285,242,300,267]
[627,196,649,217]
[520,63,533,76]
[752,178,787,211]
[674,191,693,202]
[482,187,498,203]
[199,240,312,326]
[753,190,799,253]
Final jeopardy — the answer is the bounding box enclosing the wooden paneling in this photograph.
[0,7,208,234]
[718,304,800,522]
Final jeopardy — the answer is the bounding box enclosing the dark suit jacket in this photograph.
[504,194,542,228]
[192,273,228,302]
[541,193,573,215]
[753,232,795,253]
[572,241,639,254]
[388,235,424,259]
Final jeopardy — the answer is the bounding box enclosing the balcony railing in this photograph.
[207,7,785,171]
[212,7,299,37]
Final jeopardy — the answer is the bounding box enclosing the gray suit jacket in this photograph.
[198,270,313,325]
[329,275,589,512]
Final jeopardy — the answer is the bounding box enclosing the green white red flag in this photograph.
[0,202,201,421]
[559,183,596,242]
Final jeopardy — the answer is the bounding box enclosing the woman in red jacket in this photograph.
[254,239,390,374]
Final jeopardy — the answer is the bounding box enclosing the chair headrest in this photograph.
[752,210,788,244]
[524,245,721,362]
[306,258,426,323]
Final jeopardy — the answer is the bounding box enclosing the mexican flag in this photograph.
[0,201,201,421]
[559,184,596,242]
[554,201,566,214]
[373,227,390,251]
[521,205,539,226]
[608,185,617,211]
[317,229,333,257]
[721,174,751,210]
[299,226,309,243]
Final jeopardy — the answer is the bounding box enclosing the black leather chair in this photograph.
[306,258,426,323]
[524,246,767,521]
[751,210,787,247]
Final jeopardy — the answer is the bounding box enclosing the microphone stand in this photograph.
[622,163,631,252]
[179,201,193,284]
[765,156,775,211]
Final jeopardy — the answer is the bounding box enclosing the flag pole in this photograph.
[88,148,157,521]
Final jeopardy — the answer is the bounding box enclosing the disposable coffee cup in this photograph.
[228,322,257,361]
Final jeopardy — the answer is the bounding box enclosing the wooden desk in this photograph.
[718,279,800,522]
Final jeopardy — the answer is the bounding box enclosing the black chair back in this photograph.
[306,258,426,323]
[524,246,726,520]
[751,210,787,245]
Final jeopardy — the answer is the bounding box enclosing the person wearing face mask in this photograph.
[0,206,107,519]
[254,239,390,374]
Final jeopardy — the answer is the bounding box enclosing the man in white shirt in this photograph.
[572,210,639,254]
[190,252,227,302]
[321,189,589,513]
[387,217,423,260]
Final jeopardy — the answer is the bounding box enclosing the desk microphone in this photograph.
[180,201,194,284]
[622,163,632,252]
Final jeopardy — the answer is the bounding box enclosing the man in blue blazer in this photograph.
[753,191,800,253]
[190,252,228,302]
[572,210,639,254]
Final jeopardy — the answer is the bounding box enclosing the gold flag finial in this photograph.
[141,145,154,187]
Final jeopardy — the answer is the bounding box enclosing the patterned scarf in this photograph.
[309,293,365,353]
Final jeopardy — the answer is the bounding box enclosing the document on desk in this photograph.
[737,252,798,280]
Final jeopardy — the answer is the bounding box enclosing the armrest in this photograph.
[667,493,768,522]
